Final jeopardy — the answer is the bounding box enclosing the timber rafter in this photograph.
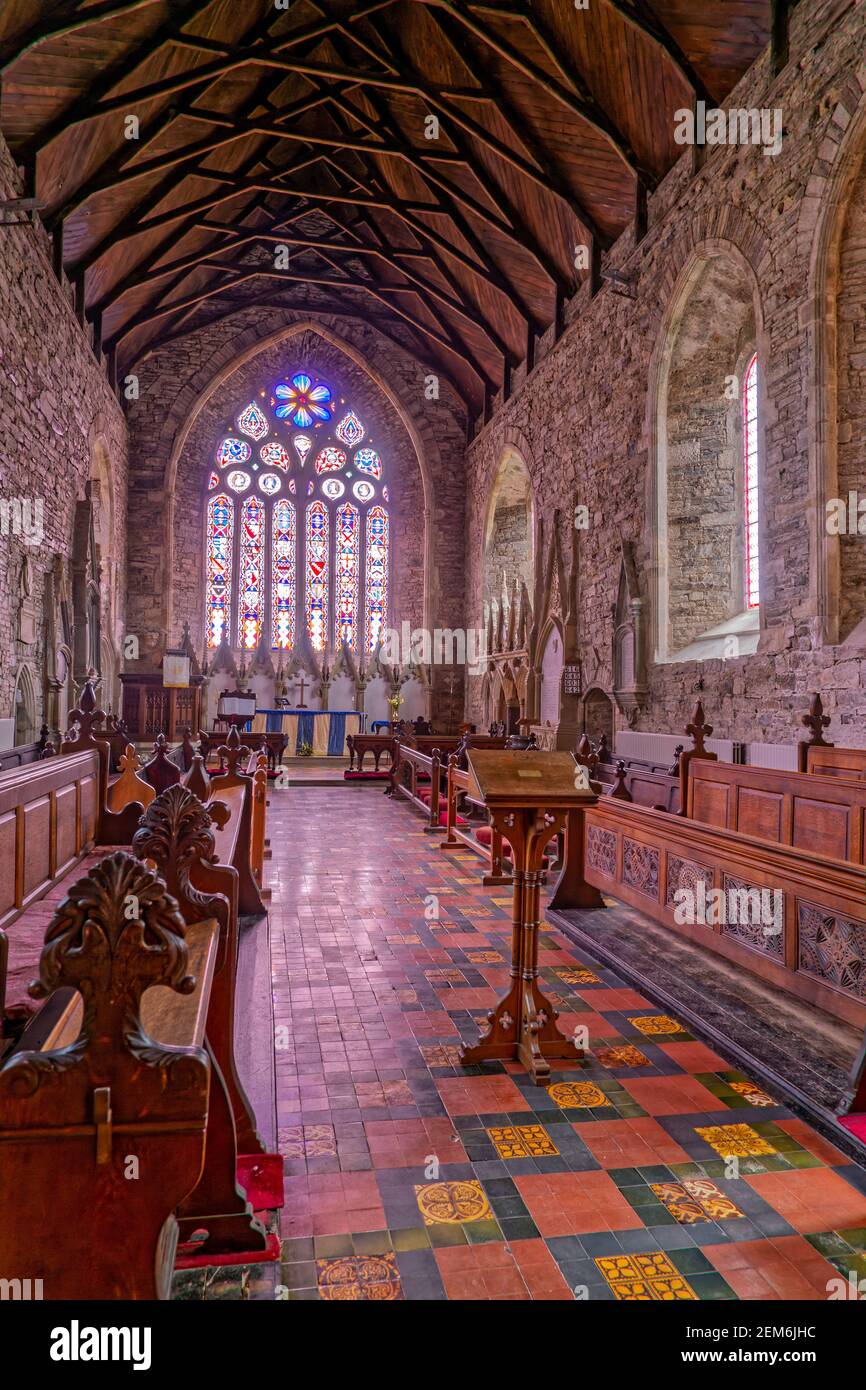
[0,0,775,414]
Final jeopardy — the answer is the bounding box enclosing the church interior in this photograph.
[2,0,866,1325]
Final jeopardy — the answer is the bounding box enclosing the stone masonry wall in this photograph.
[0,132,128,728]
[463,1,866,747]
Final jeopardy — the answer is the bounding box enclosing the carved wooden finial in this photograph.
[143,733,182,794]
[217,723,244,776]
[118,743,140,774]
[801,692,832,748]
[610,759,632,801]
[184,753,211,802]
[596,733,611,763]
[67,679,106,742]
[667,744,684,777]
[685,700,713,755]
[29,852,195,1061]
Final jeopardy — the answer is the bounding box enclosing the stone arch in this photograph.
[538,616,564,728]
[582,686,615,746]
[12,661,39,745]
[806,90,866,645]
[482,442,535,631]
[646,237,768,663]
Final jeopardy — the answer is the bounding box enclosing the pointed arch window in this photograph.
[205,373,391,652]
[365,506,389,653]
[205,492,234,648]
[743,354,760,609]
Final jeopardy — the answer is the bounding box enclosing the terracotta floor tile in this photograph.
[746,1168,866,1234]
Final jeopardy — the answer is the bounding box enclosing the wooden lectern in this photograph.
[460,750,599,1083]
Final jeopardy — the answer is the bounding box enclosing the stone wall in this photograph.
[0,133,128,732]
[463,1,866,747]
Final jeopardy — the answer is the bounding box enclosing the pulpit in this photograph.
[119,672,203,740]
[459,750,599,1083]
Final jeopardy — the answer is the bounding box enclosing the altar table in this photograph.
[250,709,363,757]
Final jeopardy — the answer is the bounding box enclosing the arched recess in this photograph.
[12,662,39,745]
[162,320,434,645]
[482,445,535,629]
[647,240,767,664]
[808,94,866,646]
[583,686,615,746]
[538,618,564,728]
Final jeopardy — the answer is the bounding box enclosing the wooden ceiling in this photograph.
[0,0,776,414]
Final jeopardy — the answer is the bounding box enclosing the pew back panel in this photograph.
[688,759,866,864]
[0,752,100,931]
[583,798,866,1028]
[805,746,866,782]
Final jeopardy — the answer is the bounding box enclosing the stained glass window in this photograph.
[275,373,332,427]
[205,493,233,648]
[354,447,381,479]
[260,442,291,470]
[743,354,760,609]
[365,507,389,653]
[334,503,360,648]
[336,411,365,448]
[217,437,250,467]
[237,402,269,441]
[315,446,346,474]
[205,373,389,657]
[272,498,296,650]
[238,495,265,649]
[305,501,329,649]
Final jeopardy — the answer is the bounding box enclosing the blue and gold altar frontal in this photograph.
[251,709,364,757]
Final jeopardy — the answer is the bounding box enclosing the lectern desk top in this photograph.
[465,749,596,809]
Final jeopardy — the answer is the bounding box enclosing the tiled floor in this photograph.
[174,786,866,1302]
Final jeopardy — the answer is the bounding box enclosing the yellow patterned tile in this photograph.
[547,1081,611,1109]
[596,1252,697,1301]
[414,1179,492,1226]
[419,1043,464,1068]
[317,1253,401,1301]
[651,1178,744,1224]
[629,1014,686,1036]
[466,950,504,964]
[555,968,601,985]
[730,1080,776,1107]
[487,1124,560,1159]
[695,1123,777,1158]
[595,1045,651,1069]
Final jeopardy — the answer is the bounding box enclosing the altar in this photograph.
[250,709,364,757]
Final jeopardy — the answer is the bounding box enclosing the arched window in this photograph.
[204,372,391,652]
[742,353,760,609]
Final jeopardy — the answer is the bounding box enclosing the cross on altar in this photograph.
[295,673,308,709]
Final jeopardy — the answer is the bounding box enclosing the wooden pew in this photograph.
[0,851,218,1299]
[687,757,866,864]
[102,727,266,918]
[133,788,274,1260]
[208,729,267,918]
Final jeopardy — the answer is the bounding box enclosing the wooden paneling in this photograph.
[583,797,866,1028]
[0,752,100,931]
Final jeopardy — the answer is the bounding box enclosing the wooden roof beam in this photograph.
[425,0,652,182]
[0,0,161,71]
[597,0,713,105]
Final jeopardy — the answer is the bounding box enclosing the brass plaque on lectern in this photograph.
[465,749,598,809]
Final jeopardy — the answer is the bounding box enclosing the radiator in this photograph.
[746,741,799,771]
[614,730,735,764]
